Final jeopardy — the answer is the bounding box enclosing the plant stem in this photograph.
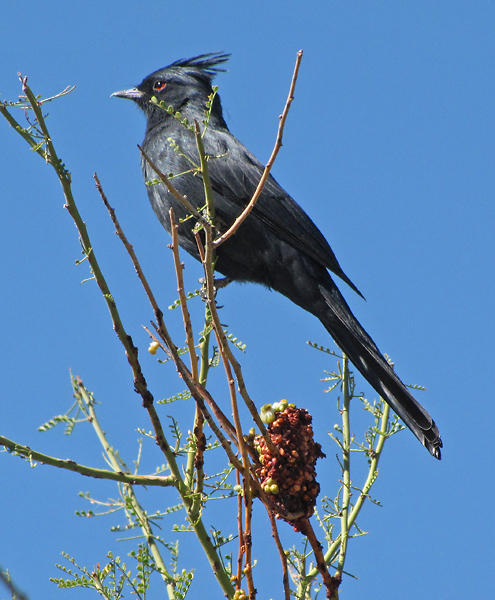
[74,378,176,599]
[335,356,351,579]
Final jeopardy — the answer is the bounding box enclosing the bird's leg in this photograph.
[199,276,231,302]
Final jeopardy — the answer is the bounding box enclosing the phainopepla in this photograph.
[112,52,442,459]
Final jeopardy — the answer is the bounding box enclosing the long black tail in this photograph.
[316,282,442,459]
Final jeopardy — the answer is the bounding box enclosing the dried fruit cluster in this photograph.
[255,401,325,531]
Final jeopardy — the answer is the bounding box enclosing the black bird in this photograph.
[112,52,442,458]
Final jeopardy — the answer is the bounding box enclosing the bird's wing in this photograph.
[203,129,364,297]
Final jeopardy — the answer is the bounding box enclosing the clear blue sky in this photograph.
[1,2,494,599]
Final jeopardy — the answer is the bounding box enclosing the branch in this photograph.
[213,49,303,248]
[336,355,351,577]
[72,376,176,595]
[94,173,162,317]
[194,229,278,458]
[266,509,291,600]
[0,435,175,487]
[0,566,29,600]
[169,208,199,381]
[138,145,209,227]
[299,518,341,600]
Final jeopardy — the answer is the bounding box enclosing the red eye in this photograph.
[153,81,167,92]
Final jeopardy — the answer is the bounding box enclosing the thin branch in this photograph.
[0,78,75,158]
[15,89,157,428]
[191,126,257,591]
[144,325,239,449]
[5,85,157,430]
[345,401,390,531]
[299,518,341,600]
[169,208,199,381]
[35,85,76,105]
[95,171,239,471]
[195,120,216,221]
[94,173,161,316]
[168,207,206,500]
[138,145,209,227]
[0,566,29,600]
[0,434,174,487]
[267,509,291,600]
[236,470,244,591]
[0,102,46,158]
[307,388,392,583]
[336,355,351,577]
[73,377,176,595]
[194,230,278,458]
[213,49,303,248]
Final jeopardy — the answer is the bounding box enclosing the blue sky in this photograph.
[1,2,494,599]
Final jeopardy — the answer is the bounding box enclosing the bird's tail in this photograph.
[316,282,442,459]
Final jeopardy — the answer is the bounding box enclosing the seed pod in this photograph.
[255,403,325,532]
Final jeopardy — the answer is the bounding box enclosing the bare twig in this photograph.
[213,49,303,248]
[168,207,207,498]
[169,208,199,381]
[94,173,162,315]
[192,126,257,598]
[138,145,209,227]
[33,84,76,105]
[267,509,291,600]
[194,228,278,457]
[236,469,245,591]
[299,518,341,599]
[144,325,239,449]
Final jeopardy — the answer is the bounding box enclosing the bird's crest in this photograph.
[168,52,230,78]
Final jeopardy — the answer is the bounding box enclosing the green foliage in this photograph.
[51,547,176,599]
[168,289,201,309]
[157,391,192,405]
[224,331,247,352]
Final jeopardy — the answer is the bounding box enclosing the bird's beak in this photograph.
[111,87,144,100]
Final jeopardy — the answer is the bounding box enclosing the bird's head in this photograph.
[112,52,230,131]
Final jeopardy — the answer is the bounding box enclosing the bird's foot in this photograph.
[198,276,231,302]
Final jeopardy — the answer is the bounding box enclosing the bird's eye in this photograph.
[153,81,167,92]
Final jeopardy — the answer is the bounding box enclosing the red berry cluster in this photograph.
[255,403,325,531]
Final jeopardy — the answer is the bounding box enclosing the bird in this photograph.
[112,52,442,459]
